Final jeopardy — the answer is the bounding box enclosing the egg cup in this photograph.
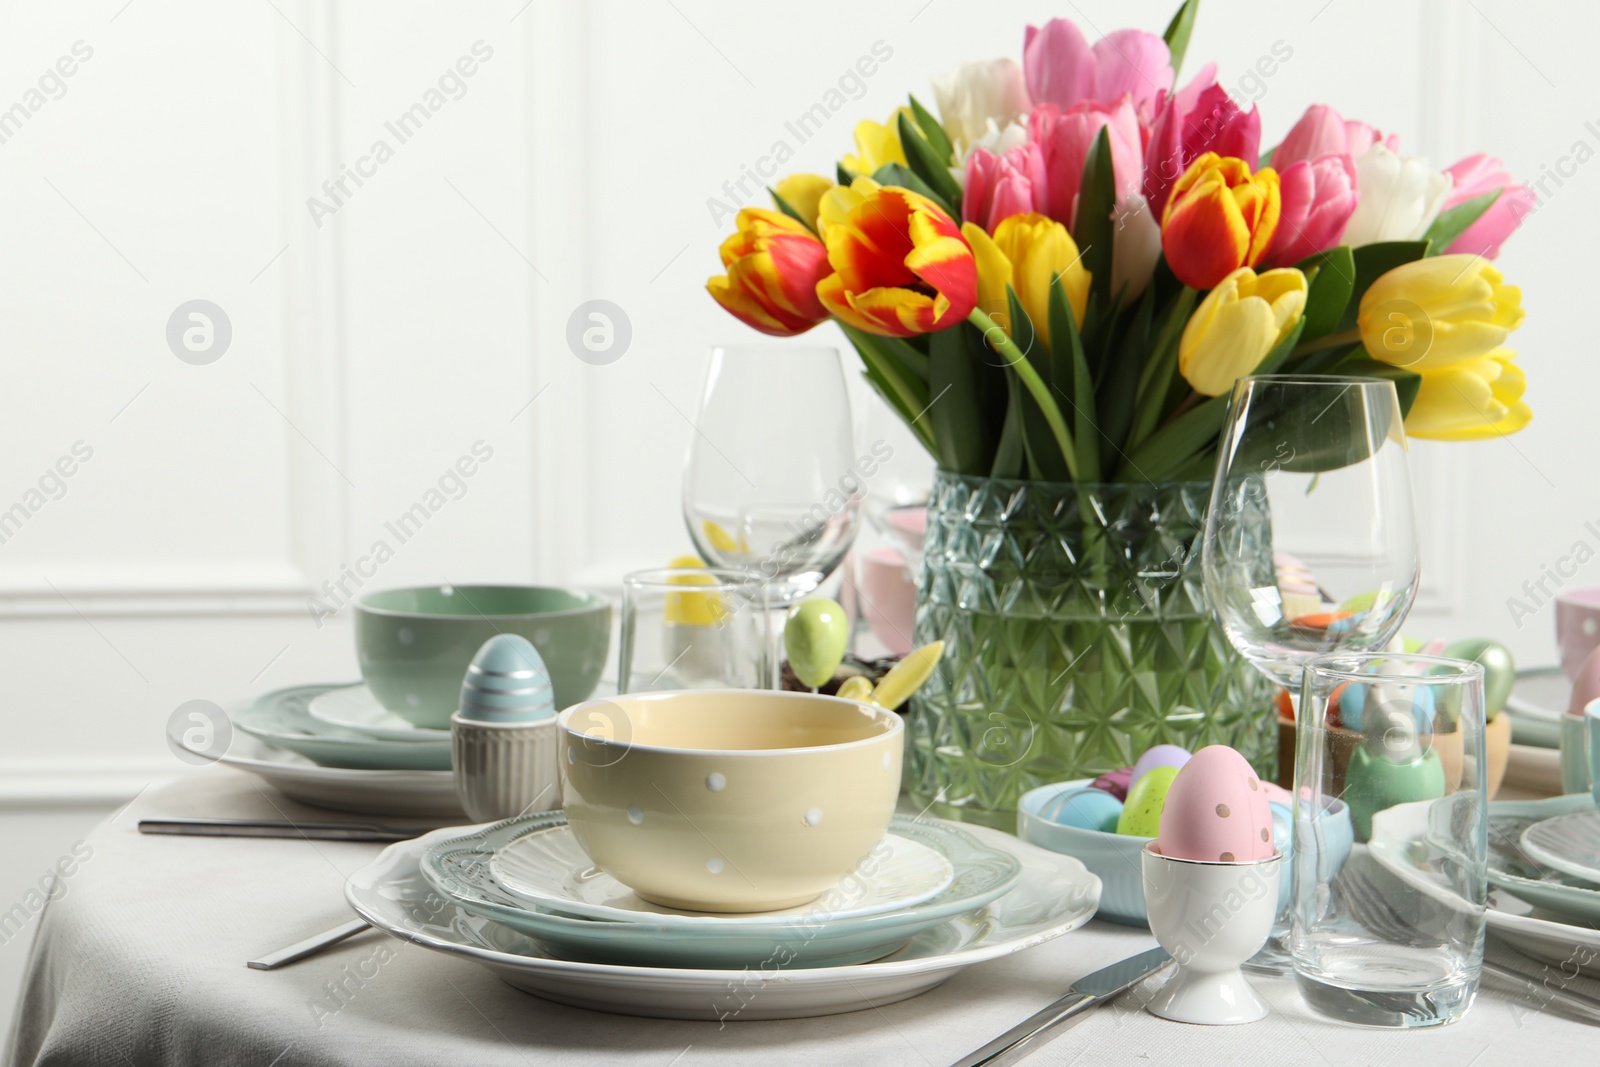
[451,714,562,823]
[1140,844,1282,1025]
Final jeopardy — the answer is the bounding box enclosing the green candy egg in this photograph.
[1116,765,1179,837]
[1442,638,1515,719]
[784,598,851,689]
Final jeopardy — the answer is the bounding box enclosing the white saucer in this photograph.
[1521,810,1600,885]
[490,823,955,924]
[307,684,452,742]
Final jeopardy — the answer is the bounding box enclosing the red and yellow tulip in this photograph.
[1160,153,1280,291]
[706,208,831,336]
[816,182,977,337]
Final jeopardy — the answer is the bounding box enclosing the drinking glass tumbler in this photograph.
[1292,652,1488,1028]
[618,568,773,692]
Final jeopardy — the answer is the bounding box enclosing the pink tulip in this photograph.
[1273,104,1398,169]
[1441,154,1533,260]
[1030,96,1143,234]
[963,142,1048,233]
[1264,155,1359,267]
[1023,19,1172,116]
[1143,82,1261,219]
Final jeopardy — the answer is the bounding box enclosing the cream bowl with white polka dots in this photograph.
[557,689,903,913]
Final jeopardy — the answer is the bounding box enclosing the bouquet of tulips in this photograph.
[706,0,1531,484]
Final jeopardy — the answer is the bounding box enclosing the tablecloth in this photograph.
[7,767,1599,1067]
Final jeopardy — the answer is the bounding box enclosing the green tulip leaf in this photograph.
[1097,285,1154,464]
[1162,0,1201,83]
[836,162,858,187]
[1077,127,1117,307]
[1008,285,1070,481]
[1337,241,1429,331]
[767,187,817,235]
[1336,351,1422,416]
[1295,246,1355,341]
[870,162,957,221]
[1259,144,1275,169]
[1118,395,1228,482]
[990,372,1026,479]
[908,94,955,168]
[840,324,934,453]
[1048,276,1099,481]
[1422,189,1500,257]
[896,111,965,214]
[928,325,991,475]
[1254,318,1307,377]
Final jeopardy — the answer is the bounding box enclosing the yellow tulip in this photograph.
[1405,349,1531,440]
[842,109,909,176]
[958,214,1088,349]
[1358,254,1524,371]
[1178,266,1307,396]
[664,555,726,626]
[773,173,832,230]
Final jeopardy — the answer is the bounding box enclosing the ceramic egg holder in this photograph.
[1141,845,1283,1025]
[451,634,562,823]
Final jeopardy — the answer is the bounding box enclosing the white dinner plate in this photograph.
[235,685,452,771]
[1521,811,1600,885]
[307,684,452,742]
[347,820,1101,1020]
[1370,800,1600,978]
[169,716,463,818]
[489,823,954,924]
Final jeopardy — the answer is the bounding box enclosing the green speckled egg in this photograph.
[1116,764,1179,837]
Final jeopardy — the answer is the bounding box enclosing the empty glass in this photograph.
[681,346,861,602]
[1202,375,1420,704]
[618,568,773,692]
[1292,652,1488,1028]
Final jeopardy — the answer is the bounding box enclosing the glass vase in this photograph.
[908,472,1277,829]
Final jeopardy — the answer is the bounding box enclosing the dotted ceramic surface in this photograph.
[489,822,955,925]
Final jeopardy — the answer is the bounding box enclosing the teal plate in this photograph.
[235,684,453,771]
[419,812,1024,969]
[1482,793,1600,924]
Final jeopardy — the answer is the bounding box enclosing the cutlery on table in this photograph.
[139,818,421,842]
[248,919,373,970]
[949,946,1173,1067]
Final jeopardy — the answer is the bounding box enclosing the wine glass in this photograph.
[1201,374,1420,974]
[682,346,861,603]
[1203,375,1420,697]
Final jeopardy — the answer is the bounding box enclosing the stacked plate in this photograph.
[235,684,452,771]
[346,811,1103,1019]
[168,684,461,817]
[1370,794,1600,976]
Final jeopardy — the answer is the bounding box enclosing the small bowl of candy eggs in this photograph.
[1018,744,1352,926]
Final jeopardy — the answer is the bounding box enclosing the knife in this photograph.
[138,818,421,842]
[949,946,1174,1067]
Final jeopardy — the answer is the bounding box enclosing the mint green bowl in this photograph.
[356,585,610,729]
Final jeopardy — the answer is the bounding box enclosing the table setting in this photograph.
[14,1,1600,1064]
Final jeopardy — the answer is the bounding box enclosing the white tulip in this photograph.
[1110,194,1162,301]
[1340,145,1453,246]
[932,59,1030,160]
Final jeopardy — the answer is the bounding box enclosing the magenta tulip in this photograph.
[963,142,1048,234]
[1273,104,1397,169]
[1030,96,1143,233]
[1441,154,1533,260]
[1022,19,1172,116]
[1143,81,1261,219]
[1263,155,1358,267]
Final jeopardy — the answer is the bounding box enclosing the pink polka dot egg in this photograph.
[1155,745,1275,863]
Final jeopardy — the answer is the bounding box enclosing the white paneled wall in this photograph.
[0,0,1595,1035]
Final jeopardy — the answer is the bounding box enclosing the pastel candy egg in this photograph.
[1128,744,1190,793]
[1343,745,1446,841]
[1156,745,1274,863]
[1039,787,1123,833]
[1089,766,1134,801]
[1260,781,1293,806]
[457,635,555,723]
[1116,765,1179,837]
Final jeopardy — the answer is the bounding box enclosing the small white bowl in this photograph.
[558,689,903,913]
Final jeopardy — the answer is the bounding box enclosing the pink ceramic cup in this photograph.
[858,547,916,656]
[1557,587,1600,680]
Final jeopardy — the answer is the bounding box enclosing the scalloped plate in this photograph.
[349,818,1099,1018]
